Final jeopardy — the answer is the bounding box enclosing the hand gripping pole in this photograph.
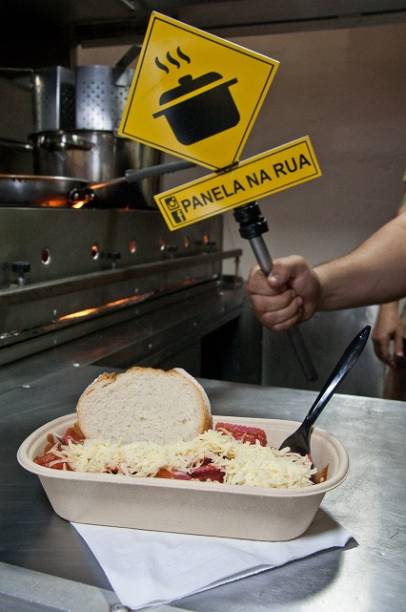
[234,202,318,382]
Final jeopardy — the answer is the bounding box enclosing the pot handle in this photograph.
[113,44,141,84]
[124,160,197,183]
[0,137,33,151]
[35,132,94,152]
[0,67,34,91]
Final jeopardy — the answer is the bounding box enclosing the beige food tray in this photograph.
[17,415,349,541]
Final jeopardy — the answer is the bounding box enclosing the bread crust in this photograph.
[173,368,213,432]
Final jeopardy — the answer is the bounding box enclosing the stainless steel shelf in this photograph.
[1,356,406,610]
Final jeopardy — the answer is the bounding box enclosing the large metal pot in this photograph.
[31,129,161,208]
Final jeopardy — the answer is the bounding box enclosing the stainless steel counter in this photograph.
[1,360,405,611]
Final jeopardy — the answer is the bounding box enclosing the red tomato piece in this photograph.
[104,467,119,474]
[34,451,68,470]
[62,427,84,445]
[215,422,267,446]
[155,468,192,480]
[34,452,58,466]
[190,465,225,482]
[50,461,70,470]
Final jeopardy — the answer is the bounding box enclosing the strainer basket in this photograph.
[75,65,134,131]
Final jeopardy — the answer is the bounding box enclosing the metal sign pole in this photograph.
[233,202,318,382]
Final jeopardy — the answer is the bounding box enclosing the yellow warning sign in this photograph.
[155,137,321,230]
[118,11,279,170]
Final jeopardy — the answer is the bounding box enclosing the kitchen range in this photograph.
[0,61,245,373]
[1,2,406,612]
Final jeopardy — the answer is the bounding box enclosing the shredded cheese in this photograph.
[51,429,315,489]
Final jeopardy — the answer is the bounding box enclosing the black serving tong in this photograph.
[279,325,371,456]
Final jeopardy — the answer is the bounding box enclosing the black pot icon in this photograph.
[153,72,239,145]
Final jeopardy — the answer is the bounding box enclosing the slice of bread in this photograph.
[76,366,212,444]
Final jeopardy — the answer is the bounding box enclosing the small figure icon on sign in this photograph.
[165,196,180,211]
[153,49,240,145]
[171,209,186,224]
[165,196,186,224]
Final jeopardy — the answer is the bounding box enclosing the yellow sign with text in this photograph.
[155,137,321,230]
[119,11,279,170]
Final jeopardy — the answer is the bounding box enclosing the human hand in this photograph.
[246,255,322,331]
[372,303,405,366]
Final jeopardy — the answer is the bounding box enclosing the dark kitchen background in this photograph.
[1,0,406,397]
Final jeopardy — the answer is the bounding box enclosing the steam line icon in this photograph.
[155,47,191,72]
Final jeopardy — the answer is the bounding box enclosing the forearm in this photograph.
[315,215,406,310]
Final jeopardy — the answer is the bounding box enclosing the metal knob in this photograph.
[10,261,31,286]
[101,251,121,269]
[11,261,31,274]
[205,240,217,252]
[165,245,179,258]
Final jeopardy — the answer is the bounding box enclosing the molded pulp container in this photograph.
[17,415,349,541]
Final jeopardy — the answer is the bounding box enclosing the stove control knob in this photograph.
[11,261,31,274]
[165,245,179,258]
[10,261,31,286]
[206,240,217,251]
[101,251,121,269]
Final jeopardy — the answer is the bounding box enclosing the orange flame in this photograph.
[41,199,67,208]
[59,307,99,320]
[71,200,86,209]
[57,293,153,321]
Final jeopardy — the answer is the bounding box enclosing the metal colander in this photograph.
[0,66,76,133]
[34,66,76,132]
[75,65,134,131]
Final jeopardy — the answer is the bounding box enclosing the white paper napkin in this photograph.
[72,511,351,610]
